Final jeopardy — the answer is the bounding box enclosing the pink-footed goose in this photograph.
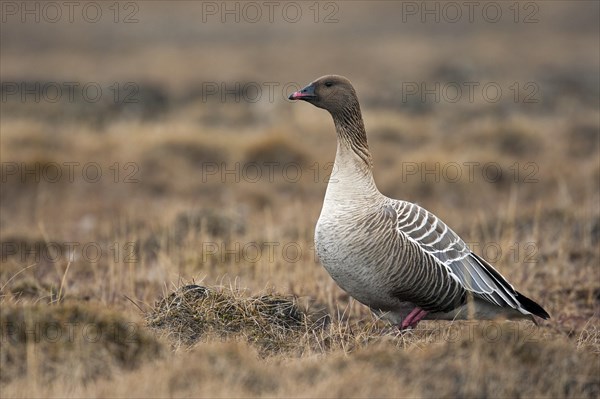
[289,75,549,329]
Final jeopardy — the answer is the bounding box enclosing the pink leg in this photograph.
[400,307,429,330]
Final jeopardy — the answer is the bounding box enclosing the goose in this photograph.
[289,75,549,329]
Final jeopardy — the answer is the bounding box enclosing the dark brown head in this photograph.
[289,75,371,166]
[289,75,359,116]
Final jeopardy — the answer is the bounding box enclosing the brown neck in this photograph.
[331,100,373,168]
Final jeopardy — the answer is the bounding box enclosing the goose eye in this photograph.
[324,82,333,87]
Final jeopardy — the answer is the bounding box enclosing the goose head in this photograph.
[289,75,359,116]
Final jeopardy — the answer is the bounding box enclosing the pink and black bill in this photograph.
[289,83,316,100]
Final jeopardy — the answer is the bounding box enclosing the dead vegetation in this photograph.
[146,284,318,355]
[0,302,164,385]
[3,290,598,398]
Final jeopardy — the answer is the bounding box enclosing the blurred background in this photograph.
[2,0,599,307]
[2,0,599,308]
[0,1,599,395]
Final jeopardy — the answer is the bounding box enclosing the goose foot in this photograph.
[399,307,428,330]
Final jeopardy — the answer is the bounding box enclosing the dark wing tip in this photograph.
[469,252,550,319]
[516,291,550,319]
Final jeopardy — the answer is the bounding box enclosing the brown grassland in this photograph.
[1,2,599,398]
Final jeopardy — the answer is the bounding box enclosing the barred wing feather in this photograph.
[394,201,522,311]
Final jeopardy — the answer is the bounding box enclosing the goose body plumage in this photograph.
[289,75,549,329]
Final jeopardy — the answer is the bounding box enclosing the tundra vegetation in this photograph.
[1,2,598,397]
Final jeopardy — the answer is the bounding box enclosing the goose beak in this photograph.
[289,84,316,100]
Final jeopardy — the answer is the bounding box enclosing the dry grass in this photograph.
[1,302,163,385]
[1,2,599,398]
[146,284,320,356]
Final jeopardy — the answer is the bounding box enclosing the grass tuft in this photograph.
[146,284,320,356]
